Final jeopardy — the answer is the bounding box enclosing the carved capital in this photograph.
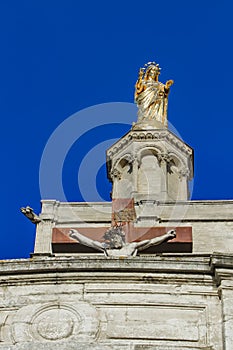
[125,154,134,165]
[157,152,171,165]
[178,168,190,179]
[110,168,122,180]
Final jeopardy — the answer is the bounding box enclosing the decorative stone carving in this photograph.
[112,207,136,222]
[157,152,171,166]
[111,155,134,180]
[106,130,193,159]
[20,206,41,224]
[10,302,99,344]
[124,154,134,165]
[178,168,190,179]
[110,168,121,180]
[32,307,77,341]
[69,228,176,257]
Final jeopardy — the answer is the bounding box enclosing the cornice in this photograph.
[0,254,232,286]
[106,129,193,160]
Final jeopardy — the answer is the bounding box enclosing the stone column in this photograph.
[110,168,121,198]
[33,200,58,256]
[212,254,233,350]
[178,168,190,200]
[131,156,139,196]
[217,274,233,350]
[158,153,169,201]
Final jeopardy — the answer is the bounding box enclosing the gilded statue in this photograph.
[134,61,174,127]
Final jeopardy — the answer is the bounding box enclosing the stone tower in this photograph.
[107,127,193,201]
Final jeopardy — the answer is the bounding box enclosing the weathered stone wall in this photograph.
[0,254,232,350]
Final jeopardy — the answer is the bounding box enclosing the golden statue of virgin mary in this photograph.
[134,61,174,128]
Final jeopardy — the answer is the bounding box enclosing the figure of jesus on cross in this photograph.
[69,225,176,258]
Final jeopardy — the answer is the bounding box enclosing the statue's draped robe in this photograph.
[136,80,168,126]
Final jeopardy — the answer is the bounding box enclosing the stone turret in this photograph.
[106,128,193,201]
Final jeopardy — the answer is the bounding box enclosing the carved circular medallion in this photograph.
[32,306,79,341]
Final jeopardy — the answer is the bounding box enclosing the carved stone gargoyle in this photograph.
[20,206,41,224]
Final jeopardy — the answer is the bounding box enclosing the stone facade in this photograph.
[10,143,233,350]
[0,254,232,349]
[22,197,232,349]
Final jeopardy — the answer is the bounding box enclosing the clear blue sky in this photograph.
[1,1,233,259]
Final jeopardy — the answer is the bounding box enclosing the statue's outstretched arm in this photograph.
[136,230,176,251]
[69,229,104,252]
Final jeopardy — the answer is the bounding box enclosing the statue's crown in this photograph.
[142,61,161,72]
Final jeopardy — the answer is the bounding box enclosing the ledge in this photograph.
[0,254,232,284]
